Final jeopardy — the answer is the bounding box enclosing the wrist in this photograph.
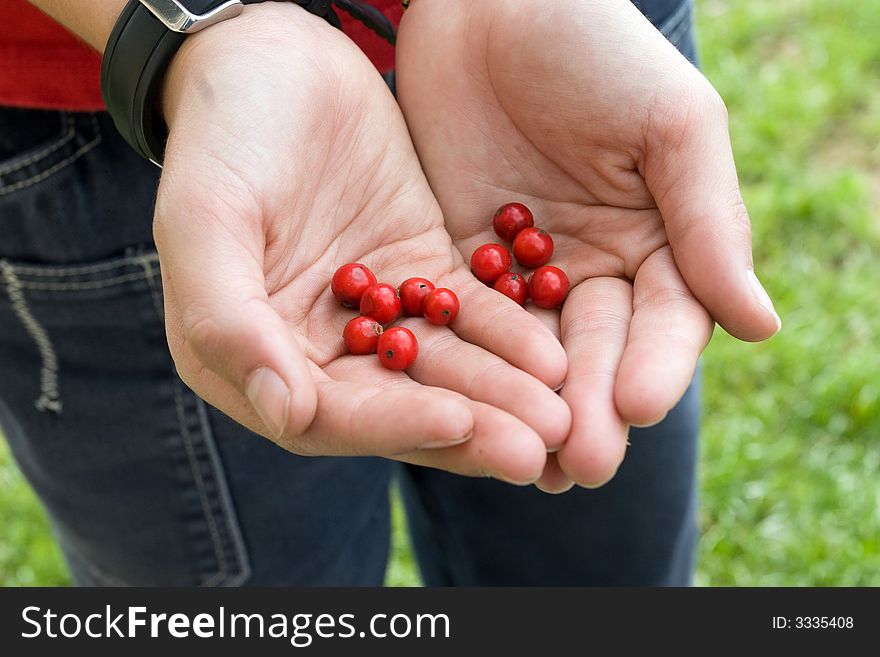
[161,2,318,125]
[103,0,342,163]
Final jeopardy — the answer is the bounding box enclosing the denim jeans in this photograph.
[0,0,700,586]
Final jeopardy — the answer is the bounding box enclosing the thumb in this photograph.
[155,191,318,441]
[645,83,782,342]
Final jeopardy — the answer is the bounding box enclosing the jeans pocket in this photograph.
[0,110,102,198]
[0,108,157,264]
[0,250,251,586]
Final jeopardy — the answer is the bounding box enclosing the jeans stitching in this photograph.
[15,272,155,291]
[172,380,231,585]
[142,259,239,587]
[145,258,241,586]
[0,116,103,197]
[140,255,165,323]
[0,113,75,176]
[0,260,63,414]
[143,258,248,586]
[16,272,149,291]
[193,397,252,587]
[9,252,160,277]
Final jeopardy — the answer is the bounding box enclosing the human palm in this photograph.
[398,0,781,488]
[153,3,570,483]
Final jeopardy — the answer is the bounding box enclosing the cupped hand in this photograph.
[397,0,781,490]
[153,3,571,483]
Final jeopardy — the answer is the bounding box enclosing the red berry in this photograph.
[513,227,554,268]
[493,272,528,305]
[398,277,435,316]
[377,326,418,370]
[343,316,383,355]
[331,263,377,309]
[493,202,535,242]
[359,283,401,325]
[423,288,460,325]
[470,243,512,284]
[528,266,570,309]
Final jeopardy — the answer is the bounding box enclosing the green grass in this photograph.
[694,0,880,585]
[0,441,69,586]
[2,0,879,586]
[384,487,422,587]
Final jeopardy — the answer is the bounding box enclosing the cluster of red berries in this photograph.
[470,202,570,309]
[331,263,460,371]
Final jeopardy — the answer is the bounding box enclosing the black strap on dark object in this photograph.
[100,0,397,166]
[335,0,397,45]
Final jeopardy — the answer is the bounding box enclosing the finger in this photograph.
[401,319,572,450]
[326,357,546,483]
[645,85,782,342]
[614,247,714,427]
[527,305,562,342]
[439,266,568,389]
[534,454,576,494]
[556,277,633,487]
[178,353,475,454]
[304,378,474,456]
[396,399,547,485]
[156,194,317,440]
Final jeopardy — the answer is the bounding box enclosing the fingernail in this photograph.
[631,415,664,429]
[747,269,782,333]
[246,367,290,439]
[420,432,472,449]
[493,471,541,486]
[580,469,619,489]
[535,480,576,495]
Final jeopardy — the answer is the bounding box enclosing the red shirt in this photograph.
[0,0,403,110]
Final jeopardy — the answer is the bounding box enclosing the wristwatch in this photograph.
[100,0,337,166]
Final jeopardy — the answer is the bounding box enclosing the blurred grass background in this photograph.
[2,0,878,586]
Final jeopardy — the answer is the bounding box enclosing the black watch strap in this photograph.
[100,0,337,165]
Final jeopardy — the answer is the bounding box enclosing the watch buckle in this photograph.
[139,0,244,34]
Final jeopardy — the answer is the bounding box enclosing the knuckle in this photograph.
[638,284,695,312]
[652,75,729,145]
[707,87,729,124]
[568,307,629,338]
[170,348,207,394]
[174,361,200,392]
[164,323,206,391]
[729,193,754,244]
[688,79,729,125]
[182,309,223,352]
